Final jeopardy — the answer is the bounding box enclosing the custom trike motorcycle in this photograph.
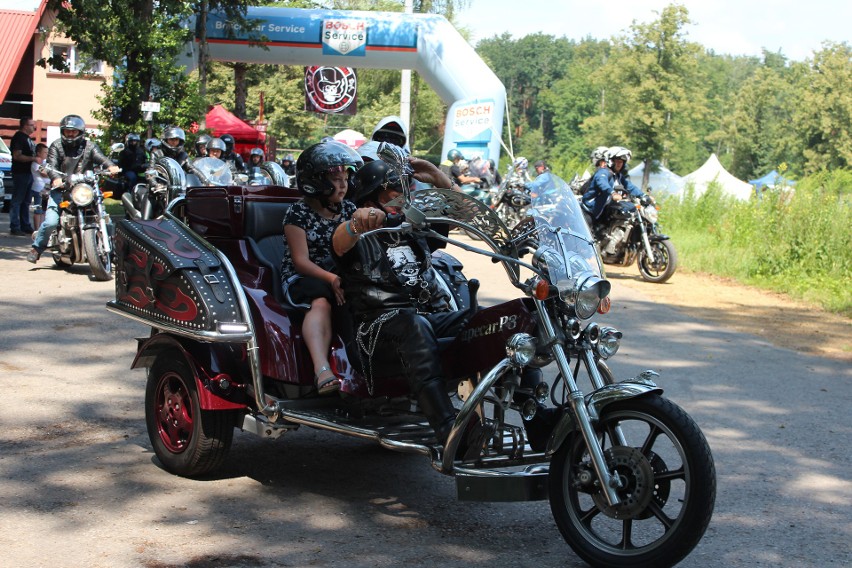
[107,150,714,568]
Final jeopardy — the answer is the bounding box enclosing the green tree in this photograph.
[793,42,852,173]
[44,0,204,141]
[583,4,708,183]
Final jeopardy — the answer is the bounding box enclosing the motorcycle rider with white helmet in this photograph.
[581,145,643,230]
[27,114,119,264]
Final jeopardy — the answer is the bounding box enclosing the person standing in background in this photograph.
[29,143,49,231]
[9,117,37,236]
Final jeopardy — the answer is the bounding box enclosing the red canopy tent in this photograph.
[205,104,266,160]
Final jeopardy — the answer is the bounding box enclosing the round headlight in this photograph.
[643,204,659,223]
[506,333,536,366]
[596,326,623,359]
[575,277,611,320]
[70,183,95,206]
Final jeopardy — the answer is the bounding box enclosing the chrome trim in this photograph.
[585,379,663,422]
[105,302,254,343]
[441,358,515,472]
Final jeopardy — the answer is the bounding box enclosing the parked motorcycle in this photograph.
[107,153,714,567]
[41,164,118,281]
[595,188,678,283]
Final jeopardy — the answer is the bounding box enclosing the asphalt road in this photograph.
[0,227,850,568]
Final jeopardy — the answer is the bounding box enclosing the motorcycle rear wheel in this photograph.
[549,394,715,568]
[637,239,677,283]
[82,227,112,281]
[145,351,236,477]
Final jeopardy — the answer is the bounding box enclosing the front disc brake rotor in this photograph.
[592,446,655,519]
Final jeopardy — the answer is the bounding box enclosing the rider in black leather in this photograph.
[332,158,487,457]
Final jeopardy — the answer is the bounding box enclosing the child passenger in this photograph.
[279,140,361,395]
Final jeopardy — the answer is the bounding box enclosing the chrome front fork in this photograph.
[536,300,623,507]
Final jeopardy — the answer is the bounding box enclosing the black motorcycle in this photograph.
[120,139,187,221]
[41,165,117,281]
[490,176,531,229]
[596,189,678,283]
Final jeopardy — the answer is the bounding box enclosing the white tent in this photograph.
[332,129,367,149]
[681,153,754,201]
[628,161,684,196]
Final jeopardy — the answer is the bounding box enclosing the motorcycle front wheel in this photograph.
[82,227,113,281]
[637,239,677,283]
[549,394,715,568]
[145,351,236,477]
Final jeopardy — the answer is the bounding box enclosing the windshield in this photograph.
[188,157,234,186]
[515,172,605,280]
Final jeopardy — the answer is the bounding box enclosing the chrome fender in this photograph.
[546,372,663,456]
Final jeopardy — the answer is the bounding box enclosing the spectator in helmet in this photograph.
[280,139,361,396]
[206,137,226,160]
[330,155,499,459]
[118,133,147,192]
[441,148,480,188]
[194,134,211,158]
[27,114,119,264]
[219,133,246,173]
[279,153,296,177]
[580,145,643,231]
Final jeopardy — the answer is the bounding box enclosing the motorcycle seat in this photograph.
[243,200,292,305]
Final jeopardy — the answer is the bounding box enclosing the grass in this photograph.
[104,197,125,218]
[658,172,852,318]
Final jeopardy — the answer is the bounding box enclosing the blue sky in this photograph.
[455,0,850,61]
[3,0,847,62]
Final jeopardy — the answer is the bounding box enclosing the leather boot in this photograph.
[416,380,457,444]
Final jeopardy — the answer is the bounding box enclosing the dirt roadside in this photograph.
[602,263,852,362]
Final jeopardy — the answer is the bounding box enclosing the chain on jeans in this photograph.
[356,309,400,396]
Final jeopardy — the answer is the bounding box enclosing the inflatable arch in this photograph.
[179,7,506,162]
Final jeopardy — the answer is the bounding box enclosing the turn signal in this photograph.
[598,296,611,314]
[59,201,70,208]
[534,278,551,300]
[102,191,113,199]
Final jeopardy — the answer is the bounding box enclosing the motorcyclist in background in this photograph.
[193,134,211,158]
[117,133,146,193]
[505,156,533,186]
[206,138,226,160]
[581,146,645,252]
[27,114,119,264]
[219,134,246,173]
[280,153,296,177]
[160,126,191,172]
[440,148,479,189]
[371,115,409,153]
[247,148,265,181]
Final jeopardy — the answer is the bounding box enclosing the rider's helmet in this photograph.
[513,156,529,171]
[351,159,401,206]
[296,140,363,198]
[125,133,141,146]
[590,146,610,166]
[161,126,186,159]
[59,114,86,152]
[281,153,294,165]
[219,133,236,155]
[607,146,632,167]
[447,148,463,162]
[194,134,211,155]
[249,147,264,163]
[206,137,226,158]
[371,116,408,148]
[357,140,381,163]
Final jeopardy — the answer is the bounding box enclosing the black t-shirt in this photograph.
[10,131,35,174]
